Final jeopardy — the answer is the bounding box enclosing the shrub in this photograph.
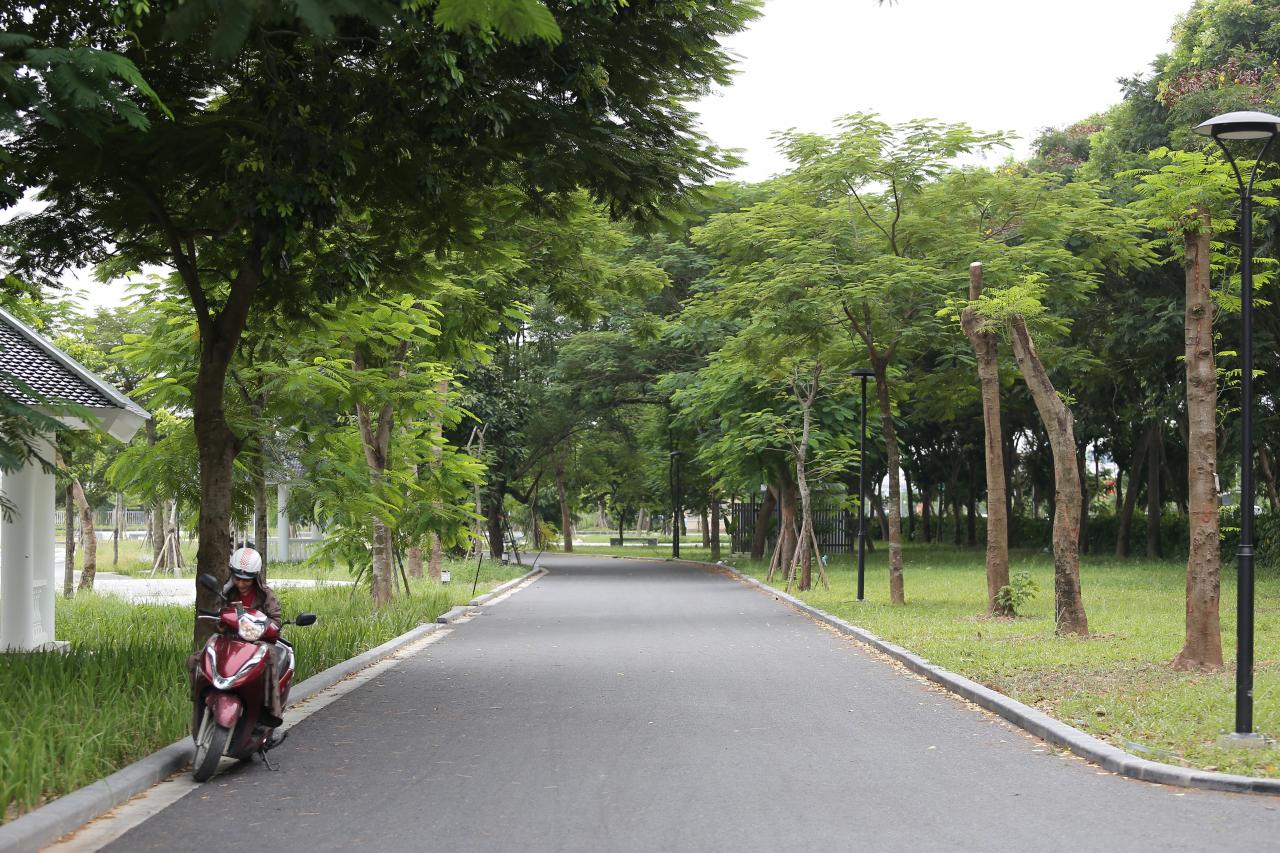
[995,571,1038,616]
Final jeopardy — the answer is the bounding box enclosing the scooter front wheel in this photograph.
[192,709,231,782]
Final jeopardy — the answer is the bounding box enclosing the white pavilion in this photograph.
[0,307,149,651]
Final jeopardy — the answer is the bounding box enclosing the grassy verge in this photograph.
[0,558,522,824]
[721,543,1280,779]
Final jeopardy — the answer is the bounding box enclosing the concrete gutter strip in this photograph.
[0,569,547,852]
[723,566,1280,797]
[469,566,546,607]
[436,606,472,624]
[0,741,191,853]
[288,621,442,705]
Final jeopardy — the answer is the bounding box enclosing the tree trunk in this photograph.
[427,377,449,580]
[1008,315,1088,636]
[73,480,96,592]
[64,483,75,598]
[792,379,821,592]
[487,486,505,560]
[1146,428,1163,559]
[710,491,721,561]
[1173,214,1223,670]
[904,469,916,542]
[1116,424,1153,558]
[254,444,268,567]
[191,271,262,647]
[872,367,906,603]
[1002,424,1016,522]
[872,485,889,541]
[556,443,574,552]
[778,477,798,580]
[751,486,777,560]
[527,473,542,550]
[1259,446,1280,513]
[370,514,394,606]
[112,492,122,567]
[921,484,933,543]
[700,506,710,549]
[966,473,977,548]
[1077,443,1090,556]
[961,265,1012,612]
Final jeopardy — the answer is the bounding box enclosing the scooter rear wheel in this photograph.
[192,709,231,782]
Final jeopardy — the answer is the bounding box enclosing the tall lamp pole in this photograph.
[670,450,682,559]
[1195,110,1280,741]
[851,368,876,601]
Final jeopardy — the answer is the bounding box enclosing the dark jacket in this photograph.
[221,576,282,626]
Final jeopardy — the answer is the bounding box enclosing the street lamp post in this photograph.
[670,450,682,559]
[1195,110,1280,742]
[851,368,876,601]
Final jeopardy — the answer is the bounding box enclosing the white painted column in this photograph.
[277,483,290,562]
[1,450,37,650]
[32,435,56,645]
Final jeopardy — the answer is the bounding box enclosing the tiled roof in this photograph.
[0,309,148,429]
[0,320,115,407]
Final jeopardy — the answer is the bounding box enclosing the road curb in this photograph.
[469,567,546,606]
[0,565,546,853]
[717,564,1280,797]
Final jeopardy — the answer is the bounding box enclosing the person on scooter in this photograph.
[189,546,288,736]
[223,546,287,728]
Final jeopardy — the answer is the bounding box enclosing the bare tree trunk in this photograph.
[354,342,407,608]
[191,271,260,648]
[527,472,543,550]
[1077,443,1090,556]
[1002,426,1016,522]
[113,492,122,567]
[792,375,822,591]
[1260,446,1280,514]
[1173,215,1223,670]
[556,443,574,552]
[143,417,163,569]
[370,515,393,606]
[904,469,916,542]
[700,507,710,549]
[873,484,889,541]
[771,475,799,587]
[751,486,777,560]
[926,481,936,540]
[253,443,268,567]
[1008,315,1089,636]
[64,484,75,598]
[710,491,721,561]
[427,377,449,581]
[1147,429,1163,559]
[1116,425,1153,558]
[873,366,906,604]
[73,480,97,591]
[966,473,978,548]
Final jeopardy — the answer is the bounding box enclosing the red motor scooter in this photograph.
[191,573,317,782]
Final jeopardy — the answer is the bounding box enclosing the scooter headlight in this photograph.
[238,614,266,641]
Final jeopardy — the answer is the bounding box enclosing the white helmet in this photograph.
[229,547,263,580]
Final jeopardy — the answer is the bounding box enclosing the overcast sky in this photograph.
[692,0,1192,182]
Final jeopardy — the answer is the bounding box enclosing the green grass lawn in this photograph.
[0,558,523,824]
[719,543,1280,779]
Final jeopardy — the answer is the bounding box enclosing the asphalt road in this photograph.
[103,556,1280,852]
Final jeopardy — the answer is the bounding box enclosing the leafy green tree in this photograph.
[1,1,759,616]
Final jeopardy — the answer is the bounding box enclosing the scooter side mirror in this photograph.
[294,613,318,627]
[198,574,222,594]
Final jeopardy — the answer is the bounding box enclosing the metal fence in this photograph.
[729,493,856,554]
